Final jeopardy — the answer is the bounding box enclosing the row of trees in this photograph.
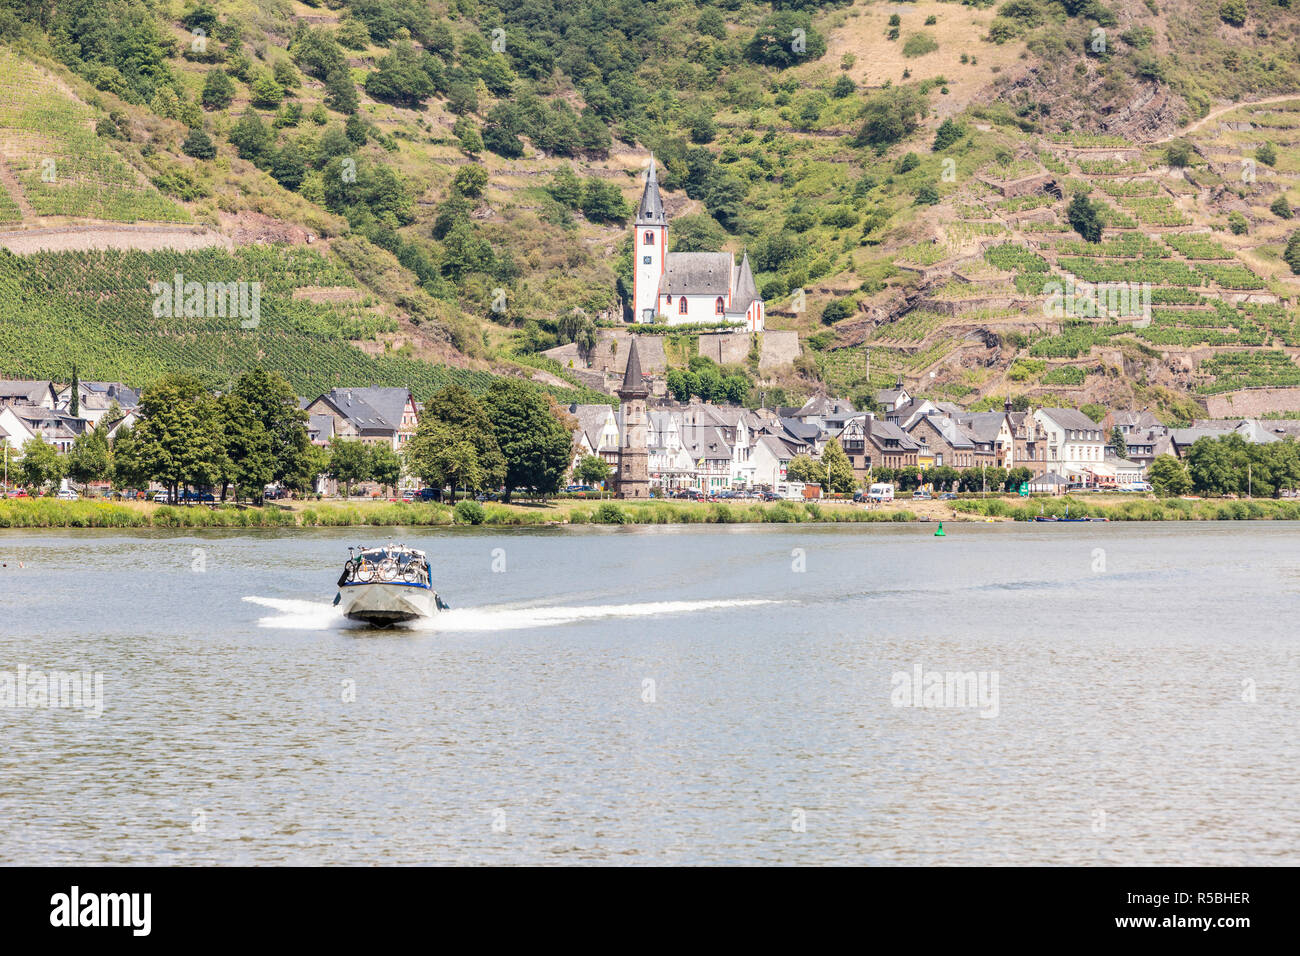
[401,379,575,500]
[784,443,1040,496]
[1148,436,1300,498]
[10,372,586,504]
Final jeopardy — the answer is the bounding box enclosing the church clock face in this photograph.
[642,256,652,264]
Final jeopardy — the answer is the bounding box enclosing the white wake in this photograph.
[244,596,781,632]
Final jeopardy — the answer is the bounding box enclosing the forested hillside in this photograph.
[0,0,1298,414]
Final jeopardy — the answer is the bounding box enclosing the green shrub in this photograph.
[454,499,486,524]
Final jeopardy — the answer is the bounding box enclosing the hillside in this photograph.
[0,0,1296,417]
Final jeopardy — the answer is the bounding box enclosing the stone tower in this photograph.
[616,338,650,500]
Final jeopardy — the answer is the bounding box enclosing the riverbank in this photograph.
[0,497,920,528]
[4,493,1300,528]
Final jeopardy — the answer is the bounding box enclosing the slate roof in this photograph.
[636,156,665,223]
[659,252,734,297]
[320,387,412,433]
[956,412,1007,445]
[618,338,649,398]
[1038,407,1102,433]
[729,251,759,314]
[0,380,56,405]
[72,381,141,409]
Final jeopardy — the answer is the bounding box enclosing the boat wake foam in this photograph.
[244,596,781,632]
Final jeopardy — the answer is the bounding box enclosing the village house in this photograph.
[907,413,977,469]
[837,414,920,478]
[0,380,58,410]
[56,381,140,426]
[1007,407,1049,477]
[1033,407,1107,483]
[0,404,86,452]
[306,387,418,451]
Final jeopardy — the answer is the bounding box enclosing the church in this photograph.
[631,158,764,332]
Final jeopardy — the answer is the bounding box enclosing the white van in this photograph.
[868,482,895,502]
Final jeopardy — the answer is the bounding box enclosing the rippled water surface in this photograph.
[1,523,1297,865]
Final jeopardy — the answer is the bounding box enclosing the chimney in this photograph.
[1004,398,1012,413]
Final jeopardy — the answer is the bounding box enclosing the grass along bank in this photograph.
[0,497,922,528]
[950,495,1300,521]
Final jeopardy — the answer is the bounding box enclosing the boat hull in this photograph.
[340,583,438,626]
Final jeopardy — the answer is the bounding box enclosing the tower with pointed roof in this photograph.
[631,156,764,332]
[633,157,667,324]
[615,338,650,499]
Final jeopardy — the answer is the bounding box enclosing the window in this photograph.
[679,297,688,315]
[644,231,655,245]
[715,296,725,315]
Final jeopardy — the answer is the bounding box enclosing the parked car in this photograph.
[401,490,416,501]
[418,488,440,502]
[6,489,29,498]
[55,489,78,501]
[912,490,932,500]
[153,492,168,503]
[762,491,780,502]
[939,492,958,500]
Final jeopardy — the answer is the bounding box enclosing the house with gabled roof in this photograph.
[0,380,58,410]
[1034,407,1107,480]
[306,387,418,451]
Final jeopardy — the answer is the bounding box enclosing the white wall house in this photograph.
[1033,408,1107,480]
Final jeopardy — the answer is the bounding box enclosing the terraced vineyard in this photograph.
[0,247,599,403]
[867,99,1300,404]
[0,51,188,223]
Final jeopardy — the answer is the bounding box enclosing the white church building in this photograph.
[632,158,764,331]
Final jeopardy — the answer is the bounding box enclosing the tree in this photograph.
[1148,454,1192,497]
[1109,426,1129,460]
[479,379,573,498]
[1164,139,1193,168]
[229,112,274,163]
[109,424,150,492]
[1284,230,1300,275]
[219,394,274,502]
[1186,435,1244,496]
[18,436,65,494]
[932,118,964,151]
[1257,141,1278,167]
[574,454,611,493]
[67,427,111,490]
[453,164,488,198]
[328,438,372,497]
[324,68,358,114]
[182,127,217,160]
[230,370,313,491]
[581,178,632,224]
[1220,0,1247,27]
[548,165,582,208]
[135,374,223,502]
[364,42,435,108]
[745,12,826,68]
[369,443,402,496]
[1067,193,1103,243]
[69,365,79,417]
[822,439,855,493]
[853,86,928,148]
[403,385,506,499]
[1270,195,1293,220]
[786,454,826,486]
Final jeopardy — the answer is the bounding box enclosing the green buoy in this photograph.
[934,522,945,537]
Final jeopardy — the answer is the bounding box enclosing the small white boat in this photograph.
[334,545,446,626]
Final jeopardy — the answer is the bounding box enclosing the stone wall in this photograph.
[1205,387,1300,418]
[759,330,801,370]
[696,330,802,371]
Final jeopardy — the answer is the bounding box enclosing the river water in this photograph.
[1,523,1297,865]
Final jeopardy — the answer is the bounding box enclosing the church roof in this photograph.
[636,156,665,223]
[618,338,650,399]
[658,252,733,297]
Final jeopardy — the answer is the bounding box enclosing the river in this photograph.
[1,523,1297,865]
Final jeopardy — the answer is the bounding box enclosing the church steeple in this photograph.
[636,157,665,223]
[618,337,650,399]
